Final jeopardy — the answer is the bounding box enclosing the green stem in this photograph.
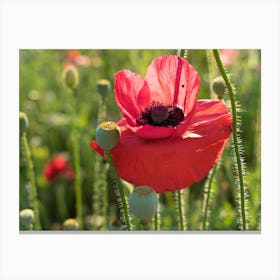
[70,90,83,230]
[175,190,186,231]
[105,151,131,230]
[153,199,160,231]
[212,49,248,230]
[92,155,101,229]
[21,133,41,230]
[55,184,68,222]
[201,164,217,230]
[140,221,150,230]
[101,163,109,229]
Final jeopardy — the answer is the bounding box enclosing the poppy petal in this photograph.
[145,55,200,115]
[114,70,150,126]
[179,99,232,138]
[93,113,231,193]
[129,124,175,139]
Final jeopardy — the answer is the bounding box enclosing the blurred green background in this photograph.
[19,49,261,230]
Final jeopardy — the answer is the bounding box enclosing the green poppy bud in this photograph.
[62,65,79,90]
[212,76,226,99]
[63,218,79,230]
[20,209,34,230]
[19,112,29,135]
[96,121,121,151]
[129,186,158,222]
[97,79,111,96]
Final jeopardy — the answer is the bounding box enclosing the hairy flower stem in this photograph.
[213,49,248,230]
[101,163,109,228]
[70,90,83,230]
[140,221,150,230]
[21,133,41,230]
[175,190,186,230]
[105,151,132,230]
[201,164,217,230]
[92,157,101,228]
[55,184,68,222]
[153,200,161,231]
[92,99,108,229]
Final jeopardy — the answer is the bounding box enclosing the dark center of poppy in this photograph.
[150,105,169,124]
[136,102,185,127]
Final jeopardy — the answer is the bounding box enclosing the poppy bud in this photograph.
[20,112,29,134]
[96,121,121,151]
[20,209,35,230]
[128,186,158,222]
[63,218,79,230]
[97,79,111,96]
[62,65,79,90]
[212,76,226,99]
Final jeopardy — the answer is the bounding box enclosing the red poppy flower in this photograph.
[64,50,91,68]
[44,155,74,182]
[91,55,232,193]
[67,50,80,61]
[220,49,238,67]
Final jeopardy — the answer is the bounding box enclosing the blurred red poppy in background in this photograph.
[91,55,232,193]
[220,49,238,67]
[64,50,91,68]
[44,155,74,182]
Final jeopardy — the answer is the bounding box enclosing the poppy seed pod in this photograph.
[97,79,111,96]
[96,122,121,151]
[129,186,158,222]
[20,112,29,134]
[62,65,79,90]
[63,218,79,230]
[20,209,35,230]
[212,76,226,99]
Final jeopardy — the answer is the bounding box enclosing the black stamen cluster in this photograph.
[136,103,185,127]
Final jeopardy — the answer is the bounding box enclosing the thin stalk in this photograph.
[175,190,186,230]
[92,97,108,229]
[92,156,101,229]
[212,49,248,230]
[140,221,150,230]
[101,163,109,229]
[21,133,41,230]
[105,151,132,230]
[201,164,217,230]
[70,90,83,229]
[153,199,160,231]
[55,184,68,222]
